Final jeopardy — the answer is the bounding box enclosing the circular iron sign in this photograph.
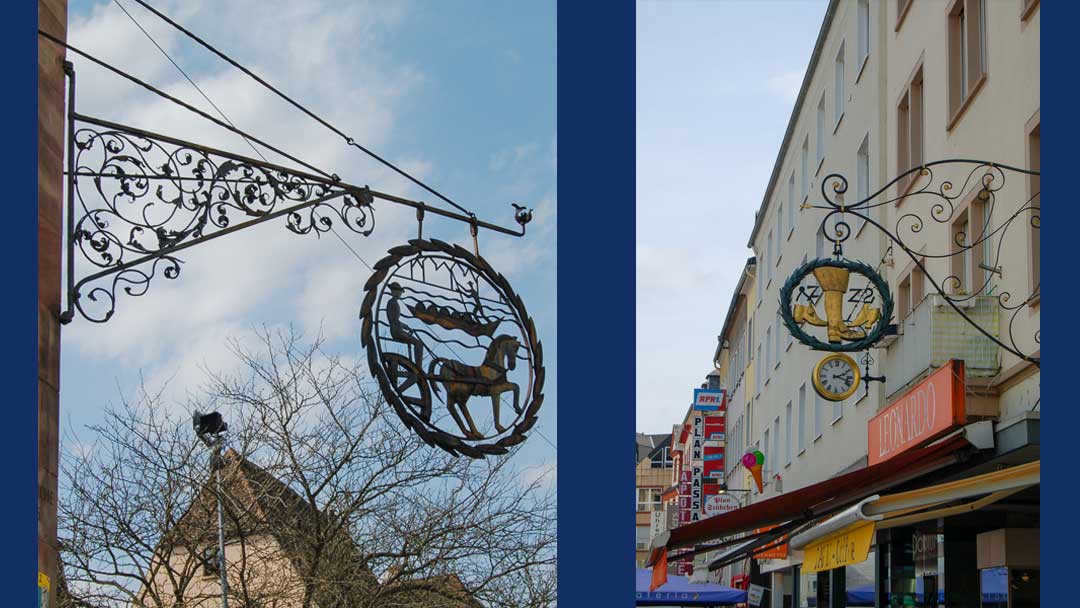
[360,239,544,458]
[779,257,894,353]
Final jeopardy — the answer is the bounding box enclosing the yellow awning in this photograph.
[801,521,876,574]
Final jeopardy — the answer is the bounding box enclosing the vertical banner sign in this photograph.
[650,510,665,544]
[703,414,726,482]
[678,469,692,524]
[690,412,705,521]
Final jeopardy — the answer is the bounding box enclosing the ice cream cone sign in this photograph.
[742,451,765,493]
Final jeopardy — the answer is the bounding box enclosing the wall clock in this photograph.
[812,352,860,402]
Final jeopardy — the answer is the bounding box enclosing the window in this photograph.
[898,263,925,319]
[636,525,651,550]
[772,417,781,477]
[650,446,673,469]
[857,0,870,70]
[765,326,772,378]
[775,207,783,261]
[951,196,990,294]
[856,135,870,233]
[763,428,770,475]
[816,223,826,259]
[798,385,807,452]
[775,310,783,359]
[801,137,810,201]
[897,0,912,30]
[1022,0,1040,21]
[787,173,796,235]
[816,93,826,168]
[202,546,221,576]
[948,0,987,127]
[834,42,845,126]
[756,344,762,394]
[897,65,924,192]
[813,390,823,439]
[637,487,662,512]
[832,396,843,422]
[785,402,793,465]
[1028,117,1040,295]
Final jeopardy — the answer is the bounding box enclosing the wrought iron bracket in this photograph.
[806,159,1039,368]
[60,66,533,324]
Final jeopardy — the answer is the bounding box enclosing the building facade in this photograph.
[650,2,1040,607]
[636,432,673,567]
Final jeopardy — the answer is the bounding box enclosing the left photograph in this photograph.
[38,2,556,607]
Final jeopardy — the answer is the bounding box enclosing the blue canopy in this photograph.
[636,569,748,606]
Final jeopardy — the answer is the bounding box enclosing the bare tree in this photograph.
[58,326,556,608]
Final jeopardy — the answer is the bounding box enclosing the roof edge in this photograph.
[746,0,841,249]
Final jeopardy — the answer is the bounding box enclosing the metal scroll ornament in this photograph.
[359,239,544,458]
[779,258,894,352]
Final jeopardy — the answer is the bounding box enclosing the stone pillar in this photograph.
[38,0,66,603]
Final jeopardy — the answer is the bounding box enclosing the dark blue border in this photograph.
[2,0,38,599]
[1042,2,1068,605]
[557,1,636,603]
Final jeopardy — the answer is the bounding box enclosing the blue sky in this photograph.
[637,0,828,434]
[61,0,555,483]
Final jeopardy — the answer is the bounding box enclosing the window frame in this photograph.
[896,0,914,32]
[857,0,871,79]
[797,384,807,454]
[896,61,924,195]
[834,41,846,130]
[946,0,988,131]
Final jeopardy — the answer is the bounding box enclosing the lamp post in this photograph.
[193,411,229,608]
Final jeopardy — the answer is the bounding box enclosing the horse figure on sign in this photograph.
[428,334,522,440]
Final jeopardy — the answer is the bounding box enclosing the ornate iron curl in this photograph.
[358,239,545,459]
[779,257,894,353]
[805,160,1039,366]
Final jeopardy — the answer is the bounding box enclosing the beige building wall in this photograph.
[882,0,1040,423]
[744,0,890,502]
[636,450,673,567]
[143,534,306,608]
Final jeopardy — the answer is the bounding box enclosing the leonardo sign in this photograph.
[868,360,965,466]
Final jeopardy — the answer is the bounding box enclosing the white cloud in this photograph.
[766,69,805,104]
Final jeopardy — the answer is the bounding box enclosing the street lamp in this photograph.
[193,411,229,608]
[717,483,751,495]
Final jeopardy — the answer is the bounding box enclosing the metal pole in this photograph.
[214,441,229,608]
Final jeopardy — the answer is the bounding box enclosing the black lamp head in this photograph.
[193,411,228,436]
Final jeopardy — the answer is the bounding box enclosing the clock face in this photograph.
[814,354,858,401]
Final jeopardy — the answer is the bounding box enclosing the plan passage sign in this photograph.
[868,360,966,466]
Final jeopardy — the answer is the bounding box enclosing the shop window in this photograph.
[947,0,987,129]
[897,64,924,193]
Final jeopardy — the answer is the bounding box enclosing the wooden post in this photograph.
[38,0,66,603]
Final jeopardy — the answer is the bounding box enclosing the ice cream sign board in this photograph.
[868,360,966,466]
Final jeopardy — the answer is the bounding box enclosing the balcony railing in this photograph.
[884,295,1000,399]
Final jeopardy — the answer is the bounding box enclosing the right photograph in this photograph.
[637,1,1040,606]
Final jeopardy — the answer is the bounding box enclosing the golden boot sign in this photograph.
[780,258,893,353]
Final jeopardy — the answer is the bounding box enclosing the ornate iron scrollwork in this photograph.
[806,160,1039,366]
[65,114,374,323]
[359,239,545,459]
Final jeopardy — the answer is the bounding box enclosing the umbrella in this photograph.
[636,569,748,606]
